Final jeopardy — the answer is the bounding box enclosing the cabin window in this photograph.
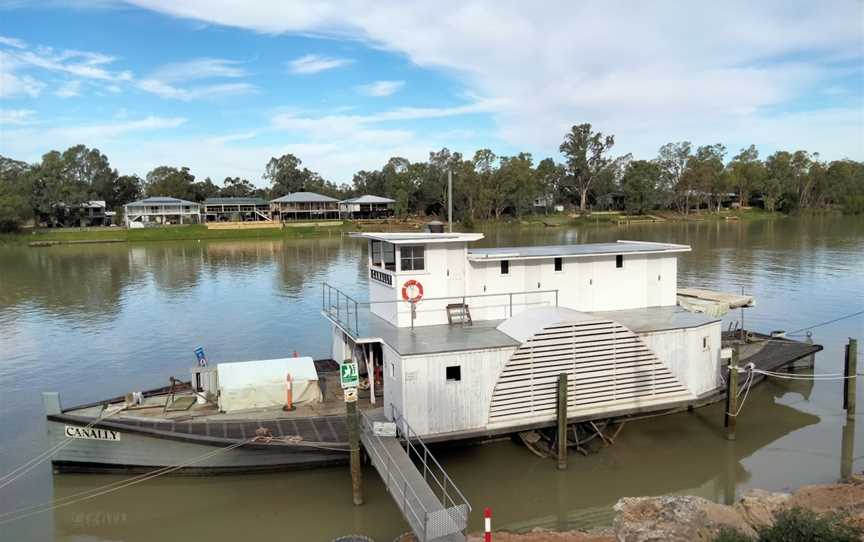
[400,245,425,271]
[616,255,624,268]
[446,365,461,382]
[371,241,396,270]
[382,243,396,270]
[500,260,510,275]
[371,241,381,266]
[702,336,710,351]
[554,257,563,272]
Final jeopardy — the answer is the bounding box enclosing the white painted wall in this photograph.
[398,346,517,435]
[640,321,721,397]
[364,241,681,328]
[382,341,403,420]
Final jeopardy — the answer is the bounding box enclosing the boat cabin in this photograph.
[324,232,723,439]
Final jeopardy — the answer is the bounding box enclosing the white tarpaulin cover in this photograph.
[217,357,322,412]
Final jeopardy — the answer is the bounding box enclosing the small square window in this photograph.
[554,257,563,272]
[616,255,623,268]
[446,365,461,382]
[500,260,510,275]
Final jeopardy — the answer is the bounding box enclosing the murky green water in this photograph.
[1,216,862,541]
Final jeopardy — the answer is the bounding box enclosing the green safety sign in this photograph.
[340,361,359,389]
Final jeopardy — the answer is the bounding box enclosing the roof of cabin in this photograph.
[350,232,485,244]
[360,314,518,355]
[204,197,268,205]
[496,305,719,343]
[271,192,339,203]
[341,195,396,204]
[467,240,690,260]
[125,196,199,207]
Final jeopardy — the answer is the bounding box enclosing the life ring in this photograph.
[401,280,424,302]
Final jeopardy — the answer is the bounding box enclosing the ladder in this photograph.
[446,303,472,326]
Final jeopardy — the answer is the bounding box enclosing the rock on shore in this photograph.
[464,473,864,542]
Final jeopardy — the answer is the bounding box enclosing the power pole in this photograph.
[448,169,453,233]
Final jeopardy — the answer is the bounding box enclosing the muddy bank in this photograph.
[463,474,864,541]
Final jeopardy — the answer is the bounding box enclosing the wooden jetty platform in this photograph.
[360,408,470,542]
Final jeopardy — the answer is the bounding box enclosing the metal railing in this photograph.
[359,412,430,539]
[390,405,471,540]
[322,282,560,335]
[322,283,360,336]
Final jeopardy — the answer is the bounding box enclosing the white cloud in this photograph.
[138,79,255,101]
[55,80,83,98]
[11,48,131,81]
[149,57,246,82]
[0,36,26,49]
[287,54,352,74]
[0,70,43,98]
[0,108,37,125]
[356,80,404,97]
[130,0,864,160]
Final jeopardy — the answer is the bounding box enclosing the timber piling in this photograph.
[844,338,857,420]
[557,373,568,471]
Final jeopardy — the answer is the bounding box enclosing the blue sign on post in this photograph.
[194,347,207,367]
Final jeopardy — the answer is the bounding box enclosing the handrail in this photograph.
[389,405,472,536]
[359,412,428,538]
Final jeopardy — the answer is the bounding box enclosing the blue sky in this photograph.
[1,1,861,185]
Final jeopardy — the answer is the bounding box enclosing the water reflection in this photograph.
[0,215,861,541]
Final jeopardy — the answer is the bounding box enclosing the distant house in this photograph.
[203,197,271,222]
[124,197,201,227]
[39,200,113,227]
[270,192,340,221]
[339,195,396,219]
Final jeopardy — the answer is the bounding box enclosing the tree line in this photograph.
[1,124,862,231]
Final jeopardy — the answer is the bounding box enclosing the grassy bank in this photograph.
[0,222,360,245]
[471,208,782,229]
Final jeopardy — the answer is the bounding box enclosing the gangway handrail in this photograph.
[389,405,472,536]
[359,411,429,537]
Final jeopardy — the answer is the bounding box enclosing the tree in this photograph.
[220,177,256,198]
[559,123,615,211]
[621,160,660,214]
[0,156,32,231]
[144,166,197,200]
[726,145,765,207]
[61,144,118,207]
[114,174,143,207]
[682,144,727,212]
[264,153,318,197]
[657,142,692,213]
[535,158,565,212]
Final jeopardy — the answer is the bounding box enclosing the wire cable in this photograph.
[786,310,864,336]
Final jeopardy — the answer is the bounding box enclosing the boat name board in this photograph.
[370,268,393,287]
[64,425,122,442]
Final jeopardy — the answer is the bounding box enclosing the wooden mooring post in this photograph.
[724,346,739,441]
[345,388,363,506]
[557,373,568,470]
[844,338,858,421]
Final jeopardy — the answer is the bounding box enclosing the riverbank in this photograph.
[465,474,864,541]
[1,209,787,246]
[0,222,362,245]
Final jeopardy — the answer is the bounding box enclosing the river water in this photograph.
[0,216,862,541]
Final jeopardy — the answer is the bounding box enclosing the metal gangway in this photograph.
[360,407,471,542]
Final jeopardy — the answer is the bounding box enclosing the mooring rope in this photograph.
[0,407,124,491]
[786,309,864,336]
[726,366,755,418]
[0,438,252,525]
[753,369,857,381]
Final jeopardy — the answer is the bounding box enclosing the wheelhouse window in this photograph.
[371,241,396,271]
[554,257,563,272]
[446,365,461,382]
[500,260,510,275]
[400,245,425,272]
[616,255,624,268]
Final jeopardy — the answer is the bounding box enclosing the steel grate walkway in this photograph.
[360,408,469,542]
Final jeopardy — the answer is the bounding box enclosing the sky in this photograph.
[0,1,862,187]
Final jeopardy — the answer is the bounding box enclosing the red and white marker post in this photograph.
[484,507,492,542]
[283,372,296,411]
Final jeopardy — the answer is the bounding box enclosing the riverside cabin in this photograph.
[324,232,723,438]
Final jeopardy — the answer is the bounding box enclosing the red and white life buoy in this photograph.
[401,279,424,302]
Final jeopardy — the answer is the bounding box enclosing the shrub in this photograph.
[758,507,862,542]
[714,527,753,542]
